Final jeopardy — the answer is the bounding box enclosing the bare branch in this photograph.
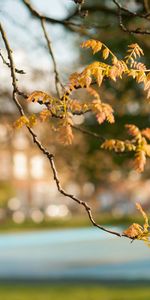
[113,0,150,35]
[23,0,77,27]
[72,125,105,142]
[40,18,63,98]
[22,0,109,34]
[113,0,150,19]
[0,49,25,74]
[22,0,150,36]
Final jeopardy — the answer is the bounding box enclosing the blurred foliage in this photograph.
[1,284,150,300]
[0,182,15,207]
[0,214,147,232]
[69,0,150,183]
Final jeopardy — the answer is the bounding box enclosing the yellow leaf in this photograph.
[102,48,109,60]
[123,223,143,239]
[95,69,103,86]
[112,56,118,65]
[27,91,52,104]
[109,66,118,81]
[13,116,29,129]
[143,144,150,157]
[134,150,146,173]
[39,109,51,122]
[123,203,149,240]
[136,203,149,231]
[93,42,102,54]
[58,123,74,145]
[14,115,37,129]
[125,124,141,139]
[81,40,102,55]
[101,139,116,151]
[28,114,37,127]
[57,113,74,145]
[142,128,150,140]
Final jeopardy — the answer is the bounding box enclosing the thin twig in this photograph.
[0,49,25,74]
[113,0,150,19]
[72,125,105,142]
[40,18,63,98]
[113,0,150,35]
[64,21,110,30]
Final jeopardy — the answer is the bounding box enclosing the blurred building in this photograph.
[0,117,75,223]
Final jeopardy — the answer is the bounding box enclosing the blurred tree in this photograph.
[0,182,15,208]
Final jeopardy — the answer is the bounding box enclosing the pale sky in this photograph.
[0,0,80,67]
[0,0,81,95]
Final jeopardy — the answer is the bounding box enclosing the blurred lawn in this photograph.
[0,214,144,232]
[0,284,150,300]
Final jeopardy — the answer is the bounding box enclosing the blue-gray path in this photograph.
[0,227,150,281]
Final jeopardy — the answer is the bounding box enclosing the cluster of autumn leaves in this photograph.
[101,124,150,173]
[15,39,150,173]
[123,203,150,243]
[14,39,150,242]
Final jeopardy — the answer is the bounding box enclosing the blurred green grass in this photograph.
[0,214,145,232]
[0,284,150,300]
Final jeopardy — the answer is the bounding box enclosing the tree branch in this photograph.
[0,22,122,239]
[0,49,26,74]
[22,0,79,30]
[72,125,105,142]
[113,0,150,35]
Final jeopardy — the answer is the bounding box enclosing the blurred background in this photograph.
[0,0,150,299]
